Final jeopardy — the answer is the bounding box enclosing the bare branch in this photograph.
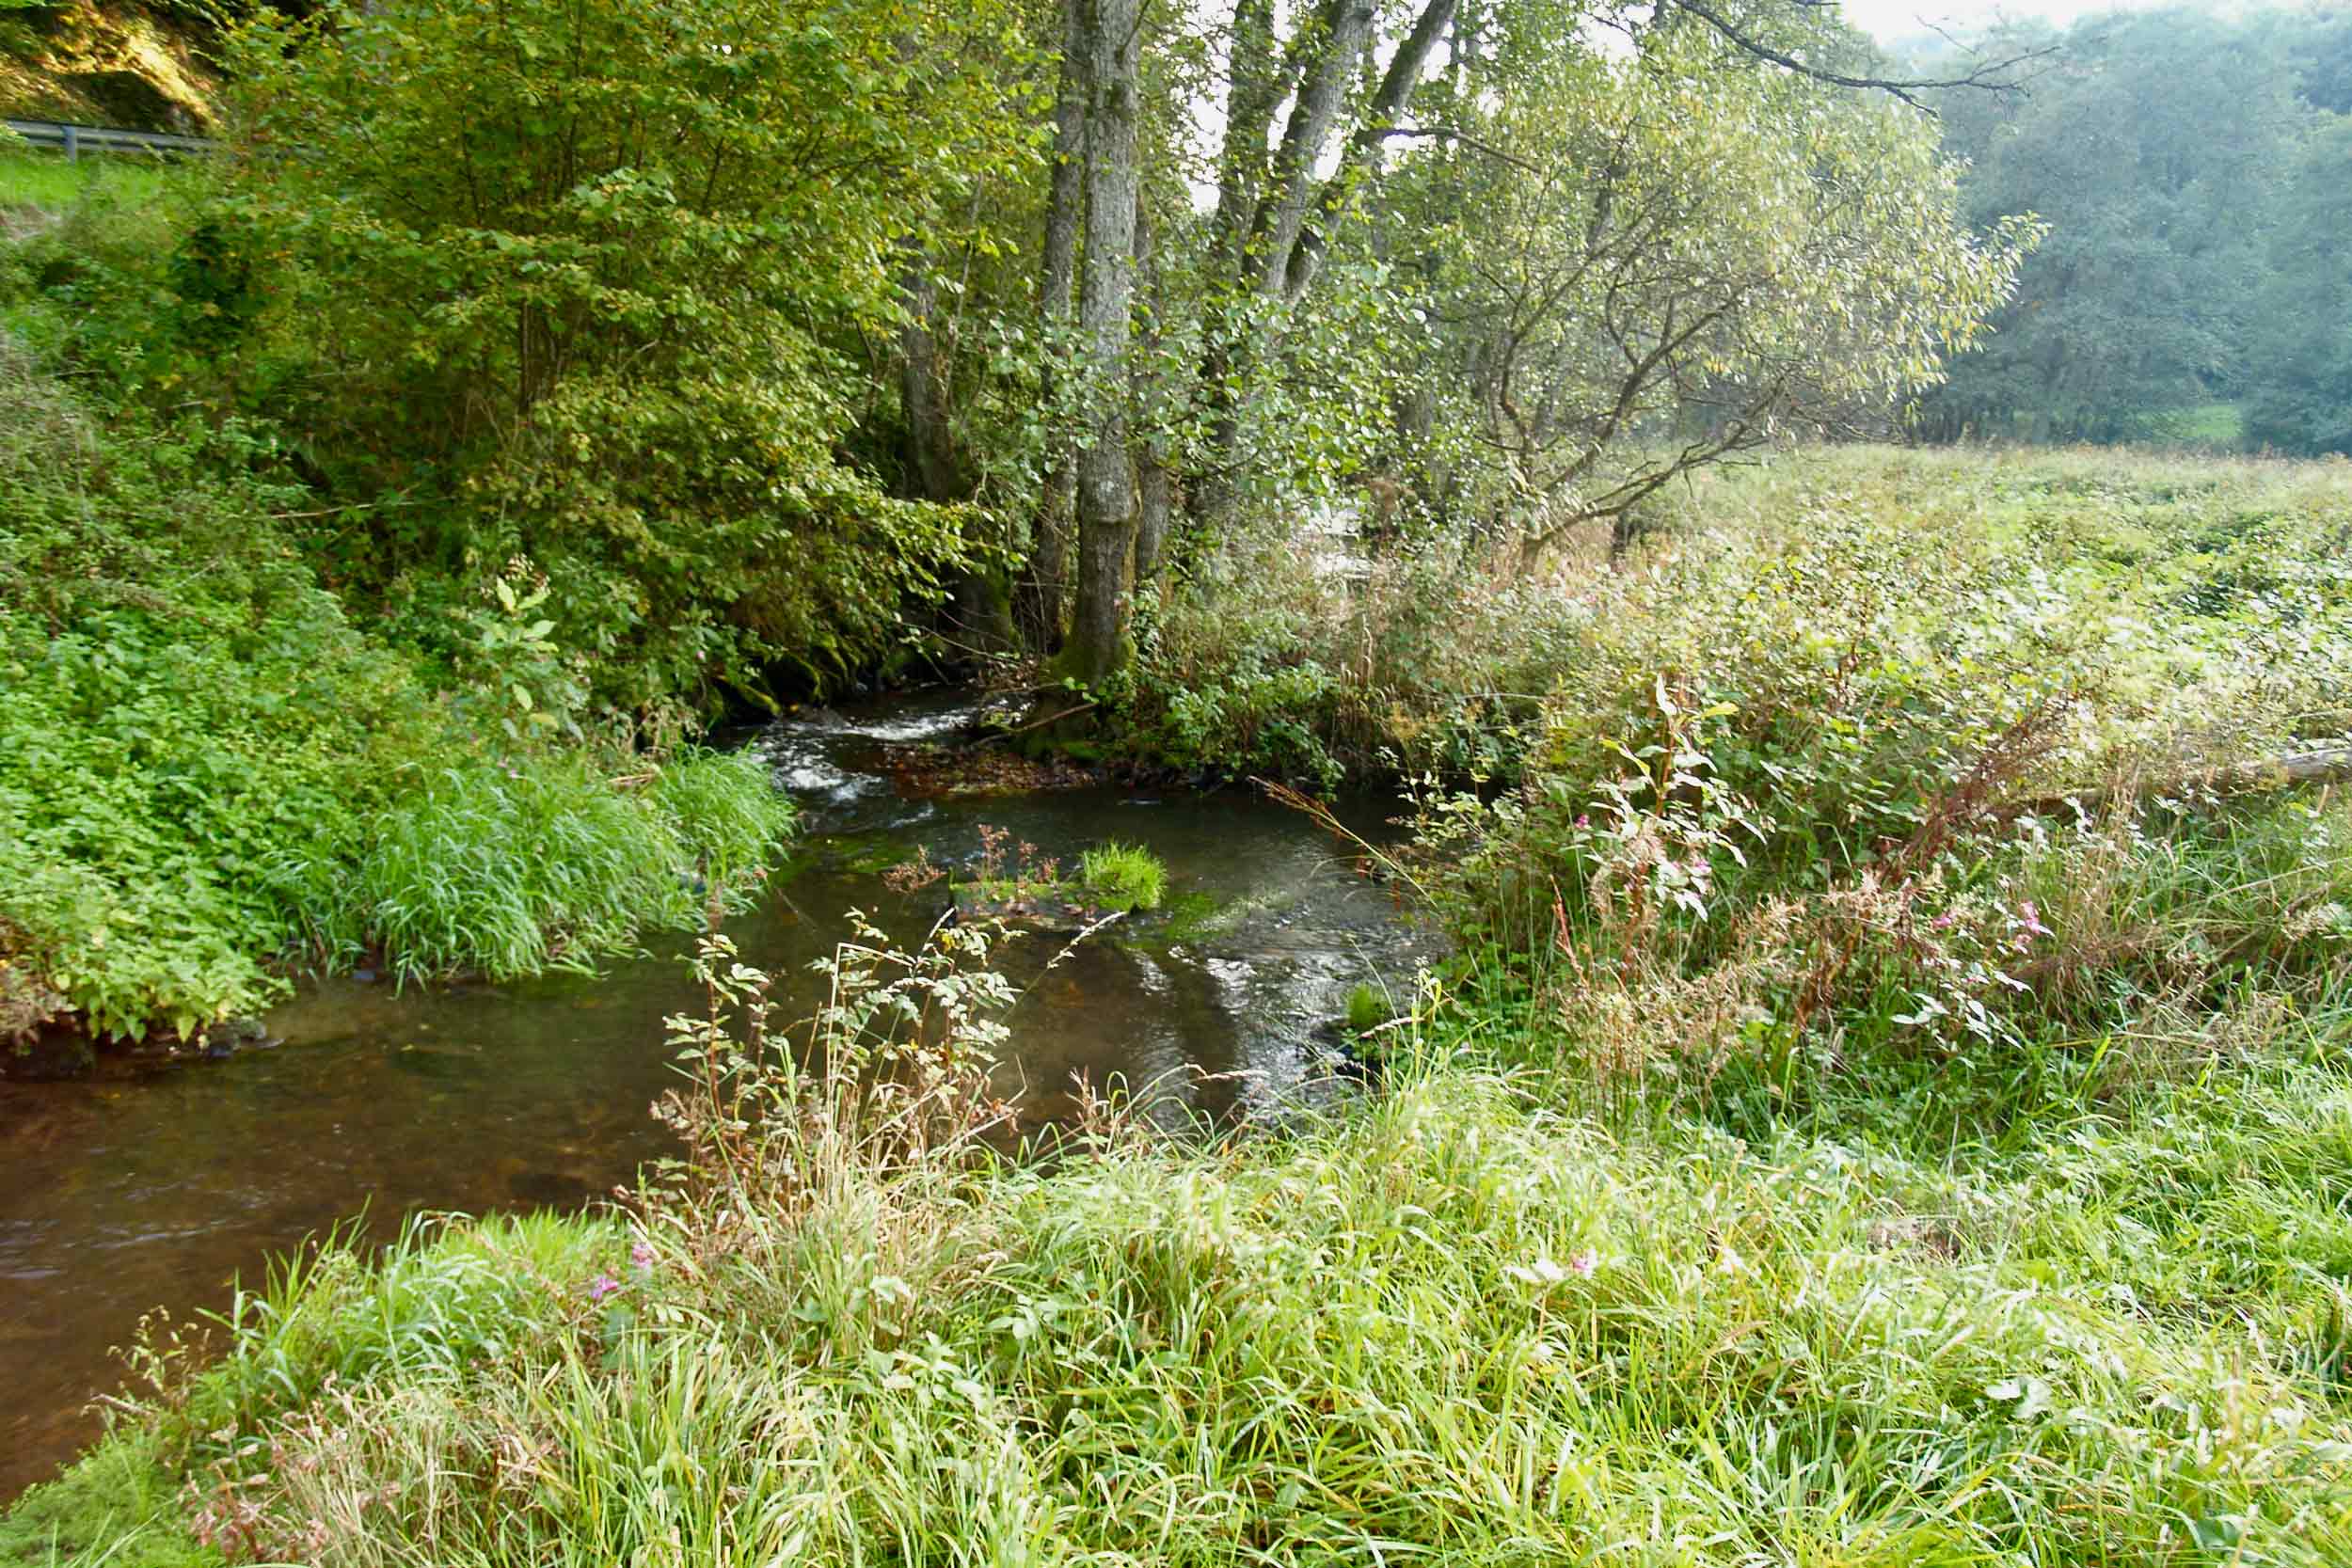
[1667,0,2060,111]
[1364,124,1540,173]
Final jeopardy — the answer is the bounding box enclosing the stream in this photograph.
[0,694,1430,1500]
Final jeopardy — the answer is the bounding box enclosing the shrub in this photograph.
[0,340,796,1044]
[0,345,426,1038]
[215,0,1037,710]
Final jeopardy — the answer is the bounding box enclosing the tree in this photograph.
[904,0,2038,689]
[1914,10,2304,444]
[1381,24,2032,565]
[2246,113,2352,456]
[223,0,1034,712]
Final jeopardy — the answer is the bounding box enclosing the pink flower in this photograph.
[1575,815,1591,829]
[630,1240,656,1270]
[1931,911,1958,931]
[587,1273,624,1303]
[1567,1247,1598,1277]
[2018,900,2053,939]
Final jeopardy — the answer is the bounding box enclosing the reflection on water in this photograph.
[0,694,1429,1500]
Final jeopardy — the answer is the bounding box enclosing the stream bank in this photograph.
[0,692,1432,1500]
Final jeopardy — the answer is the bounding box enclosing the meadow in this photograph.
[8,442,2349,1565]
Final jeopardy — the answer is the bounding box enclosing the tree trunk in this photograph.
[1281,0,1454,302]
[1132,202,1173,589]
[898,260,962,504]
[900,256,1016,656]
[1191,0,1453,525]
[1061,0,1143,688]
[1192,0,1377,527]
[1015,0,1089,653]
[1245,0,1376,299]
[1209,0,1284,272]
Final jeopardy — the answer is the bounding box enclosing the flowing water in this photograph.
[0,695,1430,1500]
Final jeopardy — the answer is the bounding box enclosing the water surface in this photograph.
[0,696,1426,1498]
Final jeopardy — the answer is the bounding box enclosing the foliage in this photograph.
[289,750,792,989]
[1077,840,1167,911]
[0,341,423,1038]
[1382,22,2032,554]
[0,323,794,1045]
[1915,9,2322,446]
[2245,114,2352,456]
[215,0,1038,711]
[1105,442,2352,789]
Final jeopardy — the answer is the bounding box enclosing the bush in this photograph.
[0,346,427,1037]
[0,340,795,1045]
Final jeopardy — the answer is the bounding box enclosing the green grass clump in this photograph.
[0,151,175,220]
[328,749,792,986]
[0,1435,215,1568]
[1078,840,1168,911]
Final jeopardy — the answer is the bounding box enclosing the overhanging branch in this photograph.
[1668,0,2060,110]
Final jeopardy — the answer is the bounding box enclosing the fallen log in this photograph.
[2004,746,2352,823]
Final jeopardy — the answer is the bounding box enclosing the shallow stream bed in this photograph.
[0,695,1430,1499]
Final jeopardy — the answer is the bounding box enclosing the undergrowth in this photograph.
[1107,443,2351,787]
[8,442,2350,1560]
[0,230,796,1049]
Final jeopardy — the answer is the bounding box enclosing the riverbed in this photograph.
[0,695,1430,1499]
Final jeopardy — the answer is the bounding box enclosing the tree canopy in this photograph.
[1915,6,2351,454]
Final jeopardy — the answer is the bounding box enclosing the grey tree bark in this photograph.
[1015,0,1089,652]
[1245,0,1377,298]
[1132,199,1173,589]
[1209,0,1286,272]
[1282,0,1455,301]
[1061,0,1144,687]
[898,260,962,505]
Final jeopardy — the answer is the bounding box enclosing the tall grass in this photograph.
[10,446,2352,1564]
[27,1037,2352,1563]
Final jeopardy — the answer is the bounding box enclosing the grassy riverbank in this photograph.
[7,822,2350,1562]
[0,170,797,1060]
[1115,441,2352,787]
[8,444,2349,1563]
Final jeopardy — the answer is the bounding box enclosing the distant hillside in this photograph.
[0,0,218,132]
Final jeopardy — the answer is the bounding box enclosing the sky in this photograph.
[1832,0,2174,43]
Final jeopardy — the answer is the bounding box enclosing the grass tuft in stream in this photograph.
[1077,840,1168,911]
[317,749,794,987]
